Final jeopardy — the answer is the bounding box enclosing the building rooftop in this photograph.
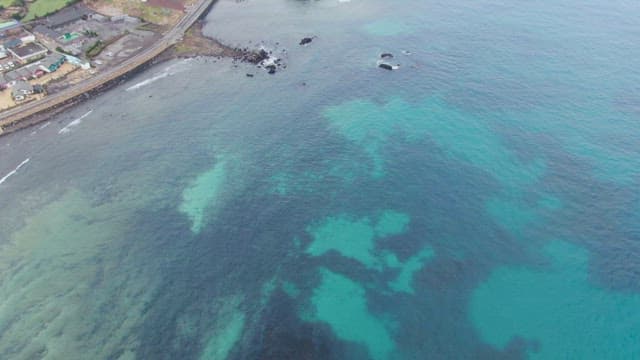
[6,68,31,81]
[4,39,21,49]
[10,42,47,59]
[33,25,61,40]
[40,53,65,68]
[0,20,20,33]
[13,80,32,92]
[2,29,36,48]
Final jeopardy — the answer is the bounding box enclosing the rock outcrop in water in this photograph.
[299,37,314,46]
[243,49,270,64]
[265,65,277,74]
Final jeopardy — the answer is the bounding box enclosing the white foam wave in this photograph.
[126,59,193,92]
[125,72,169,91]
[59,110,93,134]
[0,158,30,186]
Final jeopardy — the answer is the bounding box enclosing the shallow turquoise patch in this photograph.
[471,240,640,358]
[486,197,537,237]
[306,215,379,268]
[324,99,398,178]
[282,281,300,298]
[387,247,434,294]
[487,195,563,239]
[179,160,226,234]
[375,210,410,238]
[312,268,395,360]
[261,277,278,307]
[306,211,411,269]
[199,297,245,360]
[324,97,545,186]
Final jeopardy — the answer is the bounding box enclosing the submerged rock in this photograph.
[299,37,314,46]
[380,53,394,59]
[378,63,394,71]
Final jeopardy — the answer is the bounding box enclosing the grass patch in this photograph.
[23,0,79,22]
[0,0,16,8]
[85,40,105,58]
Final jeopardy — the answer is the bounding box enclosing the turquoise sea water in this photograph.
[0,0,639,358]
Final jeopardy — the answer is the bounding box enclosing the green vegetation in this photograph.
[55,46,73,56]
[0,0,22,9]
[86,40,105,58]
[85,40,105,58]
[23,0,79,22]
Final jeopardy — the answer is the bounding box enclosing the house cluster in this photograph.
[10,80,44,102]
[0,21,69,102]
[0,4,111,104]
[0,2,145,106]
[0,51,67,83]
[0,52,66,101]
[0,25,47,65]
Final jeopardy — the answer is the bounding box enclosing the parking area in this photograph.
[0,59,17,73]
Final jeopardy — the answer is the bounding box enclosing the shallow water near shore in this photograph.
[1,0,640,359]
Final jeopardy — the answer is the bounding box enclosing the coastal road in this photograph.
[0,0,215,133]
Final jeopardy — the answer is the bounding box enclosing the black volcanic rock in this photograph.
[244,49,270,64]
[266,64,277,74]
